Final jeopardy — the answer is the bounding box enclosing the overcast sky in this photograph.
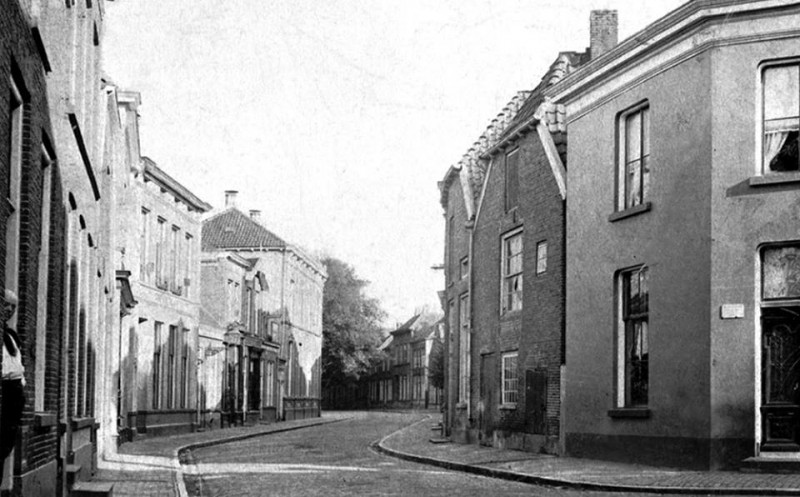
[103,0,686,325]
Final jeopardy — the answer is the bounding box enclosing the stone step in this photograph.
[741,455,800,473]
[70,481,114,497]
[65,464,82,486]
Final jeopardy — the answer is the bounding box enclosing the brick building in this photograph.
[438,19,623,452]
[111,91,211,441]
[1,1,125,494]
[548,1,800,470]
[199,247,279,428]
[202,193,326,421]
[0,2,66,495]
[365,313,443,409]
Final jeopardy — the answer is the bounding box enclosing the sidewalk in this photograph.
[376,415,800,496]
[91,413,350,497]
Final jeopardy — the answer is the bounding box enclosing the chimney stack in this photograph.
[590,10,618,60]
[249,210,261,222]
[224,190,238,209]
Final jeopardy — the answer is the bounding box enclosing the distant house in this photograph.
[202,192,326,421]
[366,313,443,409]
[199,250,278,428]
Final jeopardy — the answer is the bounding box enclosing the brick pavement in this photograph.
[93,413,351,497]
[377,415,800,495]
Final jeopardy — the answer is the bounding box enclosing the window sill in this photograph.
[455,402,468,410]
[608,407,651,419]
[71,416,96,430]
[499,403,517,410]
[34,412,57,428]
[608,202,651,222]
[749,173,800,187]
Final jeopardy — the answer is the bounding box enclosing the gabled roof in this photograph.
[492,51,588,149]
[142,158,212,213]
[390,314,420,336]
[202,208,286,251]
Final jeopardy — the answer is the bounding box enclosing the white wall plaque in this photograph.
[720,304,745,319]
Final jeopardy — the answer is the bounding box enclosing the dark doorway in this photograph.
[761,307,800,451]
[248,349,262,411]
[525,368,548,435]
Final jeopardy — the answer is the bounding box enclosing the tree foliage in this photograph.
[428,340,445,390]
[321,256,386,389]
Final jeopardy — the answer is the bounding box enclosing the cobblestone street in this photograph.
[180,412,729,497]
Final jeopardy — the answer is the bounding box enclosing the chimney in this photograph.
[590,10,618,60]
[224,190,238,209]
[249,210,261,221]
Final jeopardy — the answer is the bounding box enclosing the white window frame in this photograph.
[616,265,649,408]
[759,60,800,175]
[616,102,650,211]
[536,240,548,275]
[501,351,519,406]
[458,293,470,404]
[501,228,523,314]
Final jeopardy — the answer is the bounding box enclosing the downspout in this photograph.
[280,247,287,419]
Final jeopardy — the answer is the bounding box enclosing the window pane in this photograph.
[626,159,641,208]
[764,245,800,300]
[626,111,642,162]
[641,108,650,156]
[764,65,800,122]
[536,241,547,274]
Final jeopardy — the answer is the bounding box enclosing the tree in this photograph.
[321,257,386,391]
[428,340,444,390]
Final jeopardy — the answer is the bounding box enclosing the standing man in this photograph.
[1,290,24,488]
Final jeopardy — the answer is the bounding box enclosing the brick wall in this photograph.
[471,127,565,452]
[442,173,471,435]
[1,0,67,482]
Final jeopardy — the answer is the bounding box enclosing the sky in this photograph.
[102,0,686,326]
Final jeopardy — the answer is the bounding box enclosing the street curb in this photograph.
[173,417,350,497]
[372,418,800,496]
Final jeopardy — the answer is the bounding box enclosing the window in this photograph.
[460,256,469,279]
[501,230,523,313]
[763,245,800,300]
[140,208,150,281]
[762,63,799,173]
[169,226,179,292]
[184,233,193,298]
[617,104,650,210]
[167,325,177,408]
[155,218,167,288]
[448,215,455,281]
[458,293,470,403]
[5,75,24,327]
[501,352,519,406]
[617,266,649,407]
[536,241,548,275]
[35,147,53,411]
[153,322,163,409]
[505,148,519,212]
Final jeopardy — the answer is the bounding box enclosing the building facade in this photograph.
[1,1,126,494]
[199,248,280,428]
[1,3,66,495]
[364,314,443,410]
[439,41,594,453]
[202,193,326,421]
[549,0,800,470]
[112,92,211,440]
